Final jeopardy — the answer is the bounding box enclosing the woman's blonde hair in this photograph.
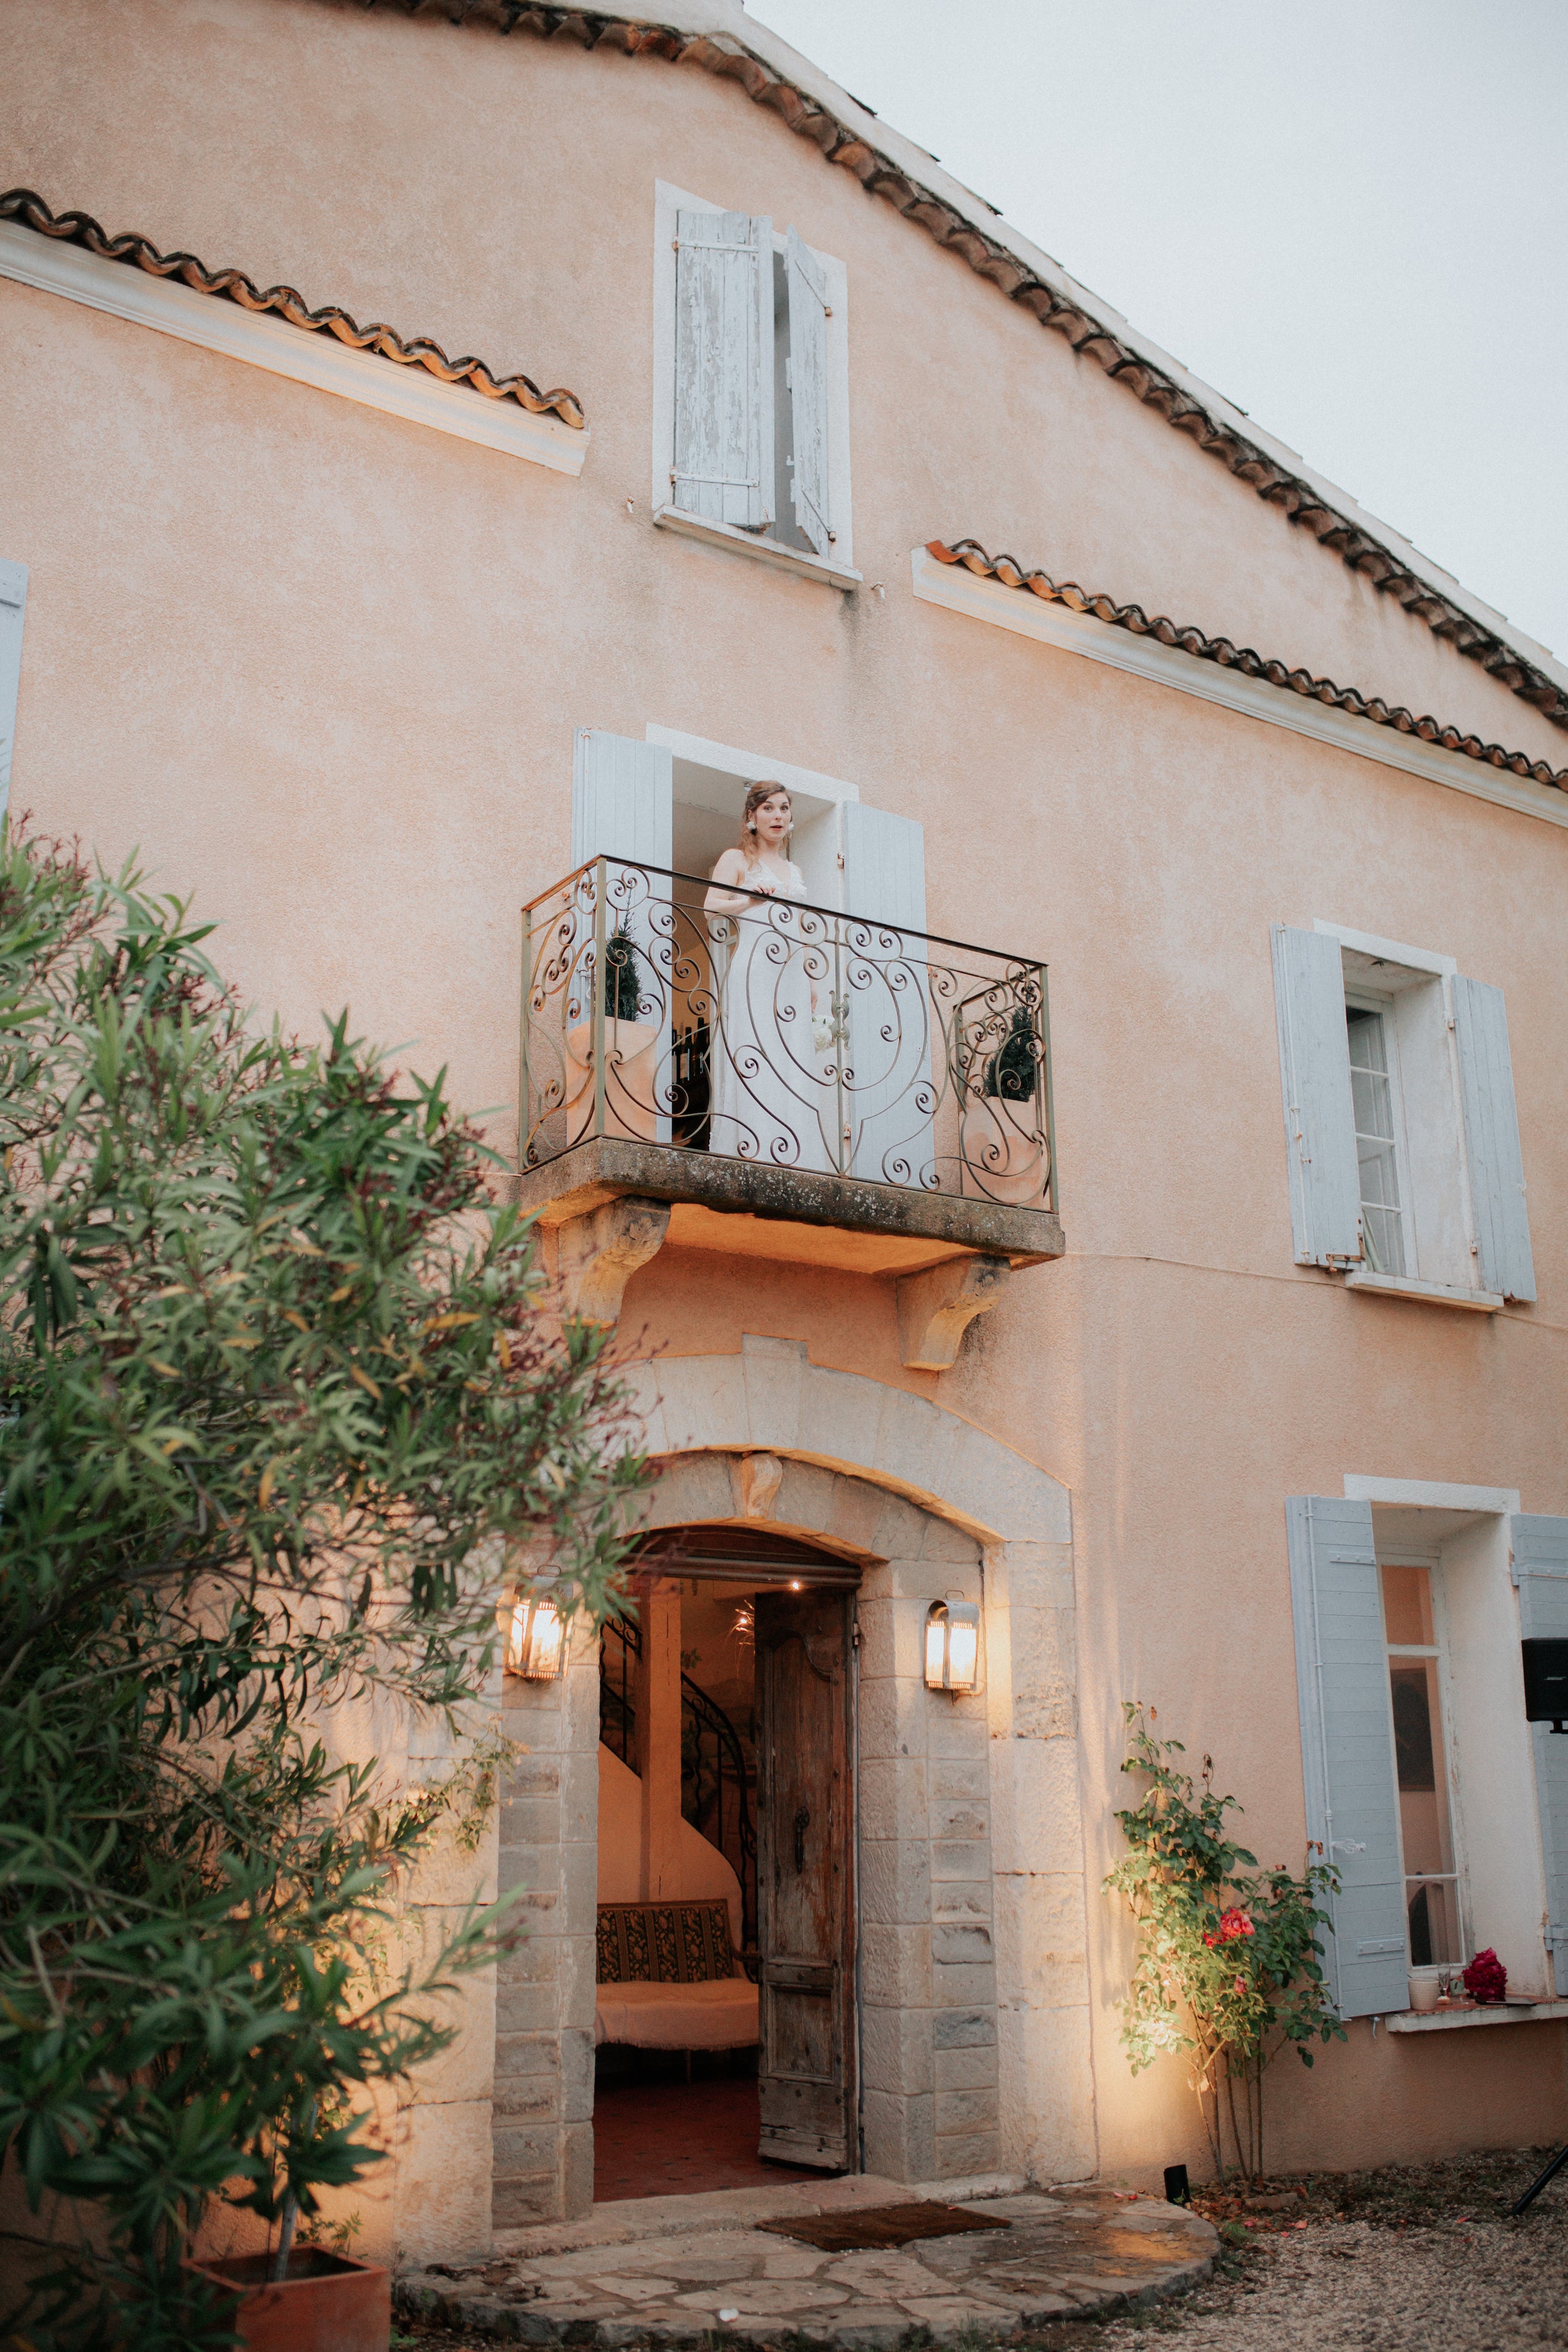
[737,780,792,855]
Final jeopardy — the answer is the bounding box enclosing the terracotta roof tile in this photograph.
[339,2,1564,732]
[925,539,1568,795]
[0,188,585,428]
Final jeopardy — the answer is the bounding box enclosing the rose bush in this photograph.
[1104,1703,1345,2181]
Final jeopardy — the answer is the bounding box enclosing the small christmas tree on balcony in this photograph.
[603,925,642,1022]
[983,1006,1041,1101]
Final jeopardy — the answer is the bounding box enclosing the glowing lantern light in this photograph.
[506,1590,567,1680]
[924,1599,982,1694]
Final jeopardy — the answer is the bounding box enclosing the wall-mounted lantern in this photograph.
[924,1599,982,1695]
[506,1589,568,1681]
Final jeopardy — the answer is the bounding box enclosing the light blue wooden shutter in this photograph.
[1453,975,1535,1301]
[1270,926,1362,1267]
[571,731,672,869]
[840,803,926,934]
[674,211,774,532]
[1513,1514,1568,1993]
[0,558,27,821]
[784,226,830,558]
[569,732,674,1145]
[1287,1496,1409,2015]
[839,804,931,1185]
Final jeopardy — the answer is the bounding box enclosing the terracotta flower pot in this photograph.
[565,1019,662,1144]
[182,2248,389,2352]
[960,1097,1047,1207]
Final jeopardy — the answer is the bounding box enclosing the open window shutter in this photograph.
[784,226,830,558]
[674,211,773,532]
[1512,1515,1568,1993]
[840,803,926,934]
[1453,975,1535,1301]
[571,731,672,869]
[569,732,674,1145]
[0,559,27,820]
[1286,1496,1408,2016]
[1270,925,1362,1267]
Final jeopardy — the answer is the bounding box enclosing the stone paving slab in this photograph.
[398,2186,1217,2344]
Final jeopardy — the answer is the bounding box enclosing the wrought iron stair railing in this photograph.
[599,1615,758,1953]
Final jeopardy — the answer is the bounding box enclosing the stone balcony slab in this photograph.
[514,1136,1064,1279]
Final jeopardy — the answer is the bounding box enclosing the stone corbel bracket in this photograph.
[555,1195,670,1325]
[897,1254,1011,1371]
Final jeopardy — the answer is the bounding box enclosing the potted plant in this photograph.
[181,2243,389,2352]
[566,923,662,1143]
[961,1005,1047,1205]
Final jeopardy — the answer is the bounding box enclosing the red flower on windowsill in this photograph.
[1461,1948,1507,2004]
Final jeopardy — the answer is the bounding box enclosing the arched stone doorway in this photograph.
[593,1520,868,2201]
[493,1340,1091,2227]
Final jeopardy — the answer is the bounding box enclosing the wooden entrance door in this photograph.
[754,1586,856,2169]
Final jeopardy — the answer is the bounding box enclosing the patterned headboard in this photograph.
[596,1900,738,1985]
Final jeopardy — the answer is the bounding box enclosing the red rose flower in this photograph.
[1461,1948,1506,2004]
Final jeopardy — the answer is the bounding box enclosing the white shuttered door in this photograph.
[571,731,672,870]
[1270,925,1362,1266]
[1286,1496,1409,2016]
[839,803,931,1185]
[570,731,674,1145]
[674,211,774,532]
[0,558,28,819]
[784,226,830,557]
[1513,1515,1568,1993]
[1453,975,1536,1301]
[840,803,926,935]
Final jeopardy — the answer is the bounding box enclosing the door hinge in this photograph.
[851,1619,862,1652]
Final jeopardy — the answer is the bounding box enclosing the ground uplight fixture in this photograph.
[506,1589,567,1680]
[924,1599,982,1694]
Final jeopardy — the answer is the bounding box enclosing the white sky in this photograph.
[750,0,1568,664]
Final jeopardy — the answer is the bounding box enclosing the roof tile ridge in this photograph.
[350,1,1565,726]
[925,540,1568,794]
[0,186,586,428]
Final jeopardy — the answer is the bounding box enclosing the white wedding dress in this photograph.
[707,859,835,1173]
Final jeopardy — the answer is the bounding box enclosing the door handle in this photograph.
[793,1804,810,1873]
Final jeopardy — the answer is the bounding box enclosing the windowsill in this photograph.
[653,505,862,591]
[1387,1999,1568,2033]
[1342,1269,1504,1313]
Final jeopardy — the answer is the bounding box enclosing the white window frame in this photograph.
[1342,1478,1557,2006]
[651,181,859,591]
[1314,920,1501,1312]
[1345,985,1415,1281]
[1376,1542,1469,1979]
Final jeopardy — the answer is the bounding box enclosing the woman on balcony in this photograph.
[704,785,835,1173]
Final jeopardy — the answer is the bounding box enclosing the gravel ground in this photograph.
[391,2149,1568,2352]
[1034,2149,1568,2352]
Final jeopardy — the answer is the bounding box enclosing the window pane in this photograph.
[1389,1656,1456,1879]
[1347,1005,1389,1075]
[1348,1007,1405,1274]
[1350,1066,1395,1142]
[1382,1563,1436,1647]
[1407,1878,1462,1969]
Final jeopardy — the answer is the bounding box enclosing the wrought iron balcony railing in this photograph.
[519,858,1056,1218]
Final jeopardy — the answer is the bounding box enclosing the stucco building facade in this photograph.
[4,0,1567,2270]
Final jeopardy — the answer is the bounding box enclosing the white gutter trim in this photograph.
[0,218,588,475]
[909,545,1568,830]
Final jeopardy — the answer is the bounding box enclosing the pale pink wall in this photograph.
[4,0,1567,2188]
